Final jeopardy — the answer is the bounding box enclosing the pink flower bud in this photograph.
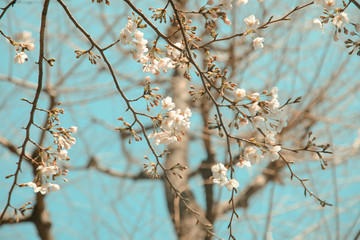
[224,17,231,25]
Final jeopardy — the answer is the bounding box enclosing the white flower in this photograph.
[275,111,288,132]
[266,145,281,161]
[270,87,278,99]
[225,179,240,191]
[58,135,71,149]
[14,52,28,64]
[253,37,265,49]
[237,159,251,168]
[125,20,137,33]
[332,12,349,29]
[69,137,76,146]
[249,102,261,116]
[22,182,37,188]
[237,0,248,5]
[149,106,191,145]
[158,57,175,72]
[244,146,262,164]
[315,0,336,11]
[37,165,58,177]
[249,92,260,102]
[313,18,325,32]
[140,54,149,64]
[183,107,192,119]
[143,60,160,75]
[148,132,177,145]
[34,183,60,195]
[134,30,144,41]
[268,98,280,112]
[119,28,132,45]
[265,131,277,146]
[161,97,176,111]
[211,163,228,180]
[58,149,68,160]
[69,126,78,133]
[133,37,148,54]
[244,15,259,31]
[253,116,266,129]
[235,88,246,99]
[167,42,183,59]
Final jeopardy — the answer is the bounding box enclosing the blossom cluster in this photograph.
[119,19,183,75]
[312,0,351,42]
[211,163,239,191]
[236,87,286,165]
[210,87,287,191]
[13,31,35,64]
[148,97,191,145]
[20,126,77,195]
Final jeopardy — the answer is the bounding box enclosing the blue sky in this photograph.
[1,0,360,239]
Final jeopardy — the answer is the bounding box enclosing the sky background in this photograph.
[1,0,360,239]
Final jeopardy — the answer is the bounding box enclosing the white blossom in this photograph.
[268,98,280,112]
[266,145,281,161]
[14,52,28,64]
[149,104,191,145]
[125,19,137,33]
[270,87,278,99]
[313,18,325,32]
[253,37,265,49]
[22,182,37,189]
[249,102,261,116]
[237,159,251,168]
[119,28,132,45]
[34,183,60,195]
[332,12,349,29]
[235,88,246,99]
[161,97,175,111]
[37,165,58,177]
[58,149,68,160]
[265,131,277,146]
[211,163,228,180]
[143,60,160,75]
[244,146,263,164]
[148,132,177,145]
[249,92,260,102]
[225,179,240,191]
[167,42,183,59]
[315,0,336,11]
[244,15,259,31]
[253,116,266,129]
[158,57,175,72]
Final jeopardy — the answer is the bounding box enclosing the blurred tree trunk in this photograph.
[163,0,210,239]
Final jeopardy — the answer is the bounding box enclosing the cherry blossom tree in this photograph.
[0,0,360,239]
